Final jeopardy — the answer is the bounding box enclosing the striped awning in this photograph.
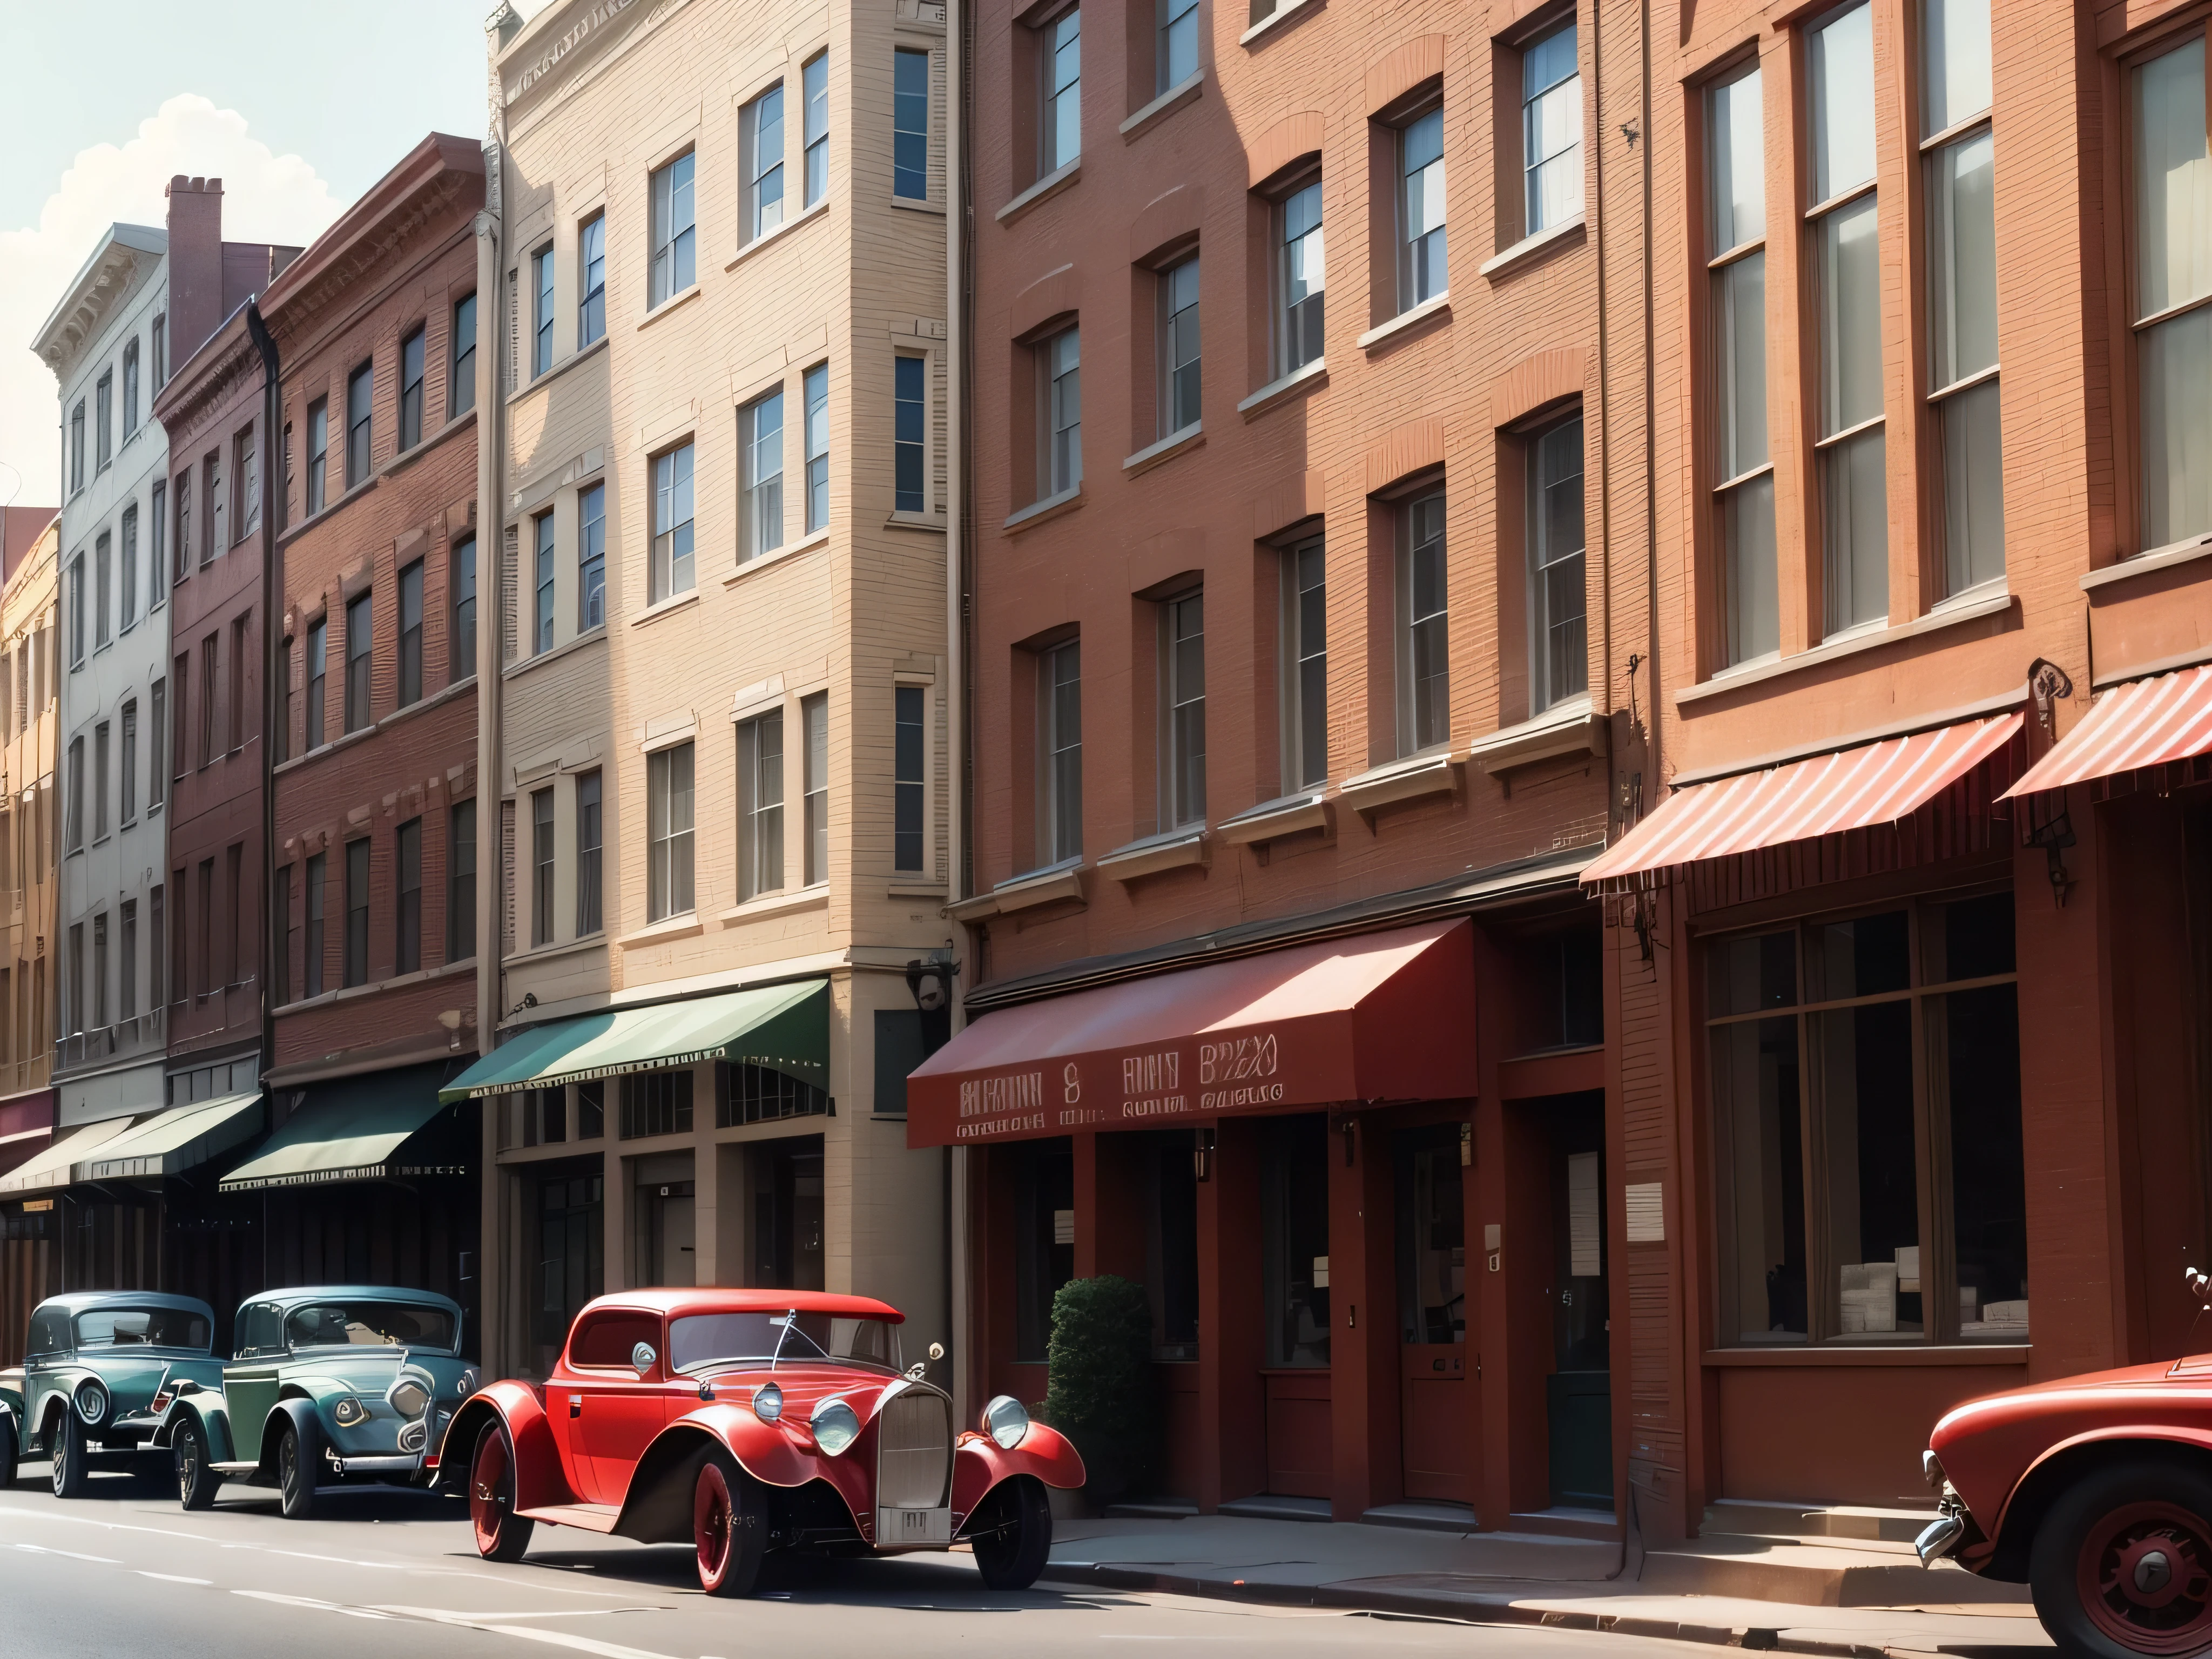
[1581,713,2023,892]
[2003,665,2212,799]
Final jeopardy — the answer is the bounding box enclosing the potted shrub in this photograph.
[1041,1274,1158,1505]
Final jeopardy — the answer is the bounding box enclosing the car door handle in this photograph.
[570,1396,582,1418]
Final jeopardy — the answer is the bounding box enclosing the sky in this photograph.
[0,0,513,512]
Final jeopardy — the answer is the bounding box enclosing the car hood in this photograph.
[687,1362,912,1418]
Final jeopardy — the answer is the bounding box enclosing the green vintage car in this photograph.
[154,1285,477,1516]
[0,1291,225,1496]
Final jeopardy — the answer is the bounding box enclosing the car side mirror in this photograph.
[631,1341,657,1376]
[928,1342,945,1361]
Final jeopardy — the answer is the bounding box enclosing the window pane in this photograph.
[1931,891,2015,981]
[804,53,830,208]
[1723,472,1780,663]
[578,218,605,348]
[1522,24,1582,234]
[1942,376,2005,594]
[1161,257,1200,435]
[1708,65,1764,253]
[1048,327,1081,494]
[805,364,830,532]
[1809,909,1910,999]
[1047,642,1081,862]
[1282,181,1325,369]
[744,396,784,560]
[1532,419,1586,711]
[1809,2,1876,202]
[1045,9,1080,172]
[1928,131,1997,387]
[1822,424,1889,631]
[1713,1014,1806,1341]
[1168,594,1205,825]
[534,512,555,655]
[1406,494,1448,751]
[1706,928,1797,1015]
[2134,38,2212,321]
[1161,0,1198,90]
[1818,193,1883,435]
[895,356,926,511]
[894,48,930,200]
[1291,540,1326,788]
[1714,251,1770,481]
[655,442,696,597]
[1816,1000,1919,1337]
[1401,111,1445,309]
[578,485,605,631]
[895,684,925,872]
[1262,1116,1331,1365]
[1923,0,1991,134]
[2141,303,2212,549]
[1941,984,2028,1339]
[802,692,828,886]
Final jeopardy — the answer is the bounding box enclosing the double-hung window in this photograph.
[121,506,138,630]
[578,484,606,630]
[1529,416,1588,713]
[1040,641,1082,863]
[396,817,422,975]
[531,788,555,947]
[1279,180,1324,375]
[343,591,371,733]
[452,536,477,679]
[895,685,926,872]
[1400,107,1446,308]
[343,839,369,988]
[894,49,930,200]
[1159,256,1201,435]
[748,84,787,239]
[95,533,111,650]
[448,800,476,962]
[650,152,697,306]
[801,691,829,886]
[2131,33,2212,551]
[94,721,109,840]
[741,393,784,561]
[577,216,606,348]
[649,741,697,920]
[1925,0,2000,594]
[1399,490,1449,753]
[306,399,328,517]
[451,292,477,417]
[1161,590,1206,828]
[1522,23,1582,235]
[96,373,112,470]
[533,511,556,655]
[123,341,140,440]
[120,701,137,825]
[575,772,602,936]
[804,53,830,208]
[1159,0,1198,92]
[400,326,426,448]
[1040,327,1081,497]
[651,441,695,599]
[805,364,830,531]
[1043,9,1080,174]
[306,618,327,751]
[305,851,325,997]
[1282,537,1327,790]
[69,401,84,494]
[1708,61,1777,665]
[532,247,555,378]
[1809,2,1886,635]
[65,738,82,851]
[238,423,260,537]
[345,362,373,487]
[738,712,784,900]
[399,560,424,706]
[68,555,84,667]
[895,356,926,511]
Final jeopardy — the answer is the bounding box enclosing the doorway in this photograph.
[1546,1095,1611,1509]
[632,1151,695,1287]
[747,1134,825,1290]
[1260,1114,1331,1498]
[1395,1120,1469,1503]
[530,1158,603,1377]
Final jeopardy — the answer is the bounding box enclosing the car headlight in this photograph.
[331,1395,368,1428]
[388,1380,429,1420]
[810,1396,860,1456]
[752,1382,783,1423]
[982,1394,1029,1451]
[74,1380,109,1426]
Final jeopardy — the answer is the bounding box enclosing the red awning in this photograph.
[1580,713,2023,892]
[2003,665,2212,799]
[906,919,1476,1148]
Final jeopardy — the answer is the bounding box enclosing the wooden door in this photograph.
[1397,1124,1471,1503]
[1262,1368,1332,1497]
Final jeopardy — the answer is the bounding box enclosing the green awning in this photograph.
[77,1092,265,1182]
[220,1064,457,1191]
[440,980,829,1103]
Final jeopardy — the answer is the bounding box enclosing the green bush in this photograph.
[1040,1274,1158,1502]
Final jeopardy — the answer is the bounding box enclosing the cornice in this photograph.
[33,225,165,377]
[151,308,261,437]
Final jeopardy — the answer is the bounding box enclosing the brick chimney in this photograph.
[165,175,225,365]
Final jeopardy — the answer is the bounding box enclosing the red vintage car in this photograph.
[1920,1272,2212,1658]
[436,1289,1083,1596]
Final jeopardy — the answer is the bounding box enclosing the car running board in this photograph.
[212,1461,260,1475]
[517,1502,622,1533]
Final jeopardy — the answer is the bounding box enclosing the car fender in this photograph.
[258,1396,322,1481]
[613,1406,870,1545]
[153,1392,233,1461]
[952,1421,1085,1526]
[1981,1425,2212,1568]
[433,1380,574,1510]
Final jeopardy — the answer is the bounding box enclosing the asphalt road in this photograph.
[0,1459,1706,1659]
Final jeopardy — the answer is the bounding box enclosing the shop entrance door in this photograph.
[632,1152,695,1287]
[1395,1122,1469,1502]
[747,1135,825,1290]
[1547,1096,1612,1509]
[1261,1114,1332,1497]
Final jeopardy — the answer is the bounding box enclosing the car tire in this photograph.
[176,1417,220,1511]
[2031,1455,2212,1658]
[971,1475,1053,1591]
[693,1449,765,1597]
[0,1413,17,1491]
[50,1410,87,1500]
[277,1418,318,1521]
[470,1419,534,1563]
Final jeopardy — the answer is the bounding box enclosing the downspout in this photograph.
[473,137,504,1373]
[944,0,973,1431]
[244,304,280,1112]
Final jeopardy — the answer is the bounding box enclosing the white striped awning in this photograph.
[2003,665,2212,798]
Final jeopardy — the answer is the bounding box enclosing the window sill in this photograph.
[1339,750,1459,821]
[629,588,701,628]
[1702,1344,2028,1368]
[503,932,608,970]
[1479,214,1587,282]
[1098,826,1210,884]
[635,283,704,332]
[2080,531,2212,593]
[375,671,476,734]
[509,336,607,407]
[274,724,376,777]
[279,474,380,548]
[888,880,948,898]
[1122,71,1203,143]
[886,509,947,532]
[1357,292,1452,353]
[725,196,830,272]
[1123,423,1204,477]
[949,856,1087,921]
[723,529,830,584]
[995,160,1080,226]
[1239,0,1323,47]
[376,407,475,482]
[1219,791,1333,848]
[1467,694,1603,775]
[617,913,705,948]
[1003,483,1085,534]
[1238,357,1327,420]
[890,194,947,215]
[718,885,829,925]
[1676,586,2017,708]
[503,628,604,682]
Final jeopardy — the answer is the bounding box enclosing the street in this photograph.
[0,1460,1710,1659]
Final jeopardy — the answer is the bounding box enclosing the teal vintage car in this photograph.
[0,1291,224,1496]
[154,1285,477,1516]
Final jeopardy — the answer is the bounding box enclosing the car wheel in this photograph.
[176,1417,220,1511]
[693,1449,765,1597]
[0,1414,17,1491]
[50,1410,86,1500]
[470,1419,534,1563]
[970,1475,1053,1591]
[2032,1457,2212,1657]
[277,1418,318,1521]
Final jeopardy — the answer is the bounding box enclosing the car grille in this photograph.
[876,1388,951,1510]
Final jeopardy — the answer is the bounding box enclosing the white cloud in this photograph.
[0,94,346,508]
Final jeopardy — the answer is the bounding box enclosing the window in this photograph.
[122,341,139,440]
[747,84,786,240]
[801,692,829,886]
[1522,22,1582,235]
[1400,489,1449,752]
[531,788,555,947]
[652,442,696,599]
[1282,537,1326,789]
[2132,35,2211,551]
[532,246,554,378]
[1810,2,1886,635]
[66,923,82,1034]
[119,701,136,824]
[1529,416,1587,712]
[273,869,291,1006]
[1708,894,2027,1346]
[344,591,370,733]
[1042,326,1081,496]
[1040,641,1081,863]
[69,400,84,494]
[95,532,111,649]
[66,554,84,667]
[346,361,373,487]
[1042,8,1080,173]
[343,838,369,987]
[451,536,477,679]
[649,151,697,307]
[1708,61,1777,666]
[451,292,477,417]
[895,685,925,871]
[577,485,605,631]
[1925,0,2000,594]
[392,327,423,451]
[1158,255,1201,436]
[1160,0,1198,92]
[119,900,136,1023]
[65,736,82,851]
[150,480,166,605]
[620,1070,694,1139]
[804,53,830,208]
[895,355,926,510]
[532,511,556,654]
[173,467,191,577]
[396,817,422,974]
[1162,590,1205,828]
[92,912,107,1029]
[94,721,109,840]
[306,398,328,517]
[398,560,423,705]
[738,713,784,900]
[1400,106,1445,309]
[149,679,165,808]
[577,216,606,348]
[200,634,217,764]
[120,505,138,630]
[741,394,784,561]
[894,48,930,200]
[172,652,189,777]
[149,881,165,1009]
[306,616,327,749]
[576,771,602,936]
[203,446,222,561]
[305,852,325,997]
[449,799,476,961]
[649,740,697,919]
[96,372,112,470]
[804,365,830,532]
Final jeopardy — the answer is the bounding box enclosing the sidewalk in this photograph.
[1041,1515,2052,1656]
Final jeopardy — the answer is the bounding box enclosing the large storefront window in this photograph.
[1013,1138,1074,1362]
[1707,892,2027,1345]
[1142,1131,1200,1360]
[1262,1114,1330,1366]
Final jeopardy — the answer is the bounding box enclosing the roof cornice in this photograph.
[31,223,166,377]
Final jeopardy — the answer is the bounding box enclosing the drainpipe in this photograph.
[244,302,280,1111]
[473,135,504,1374]
[944,0,974,1431]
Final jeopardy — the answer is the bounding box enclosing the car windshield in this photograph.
[669,1311,900,1374]
[73,1307,211,1351]
[282,1301,456,1351]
